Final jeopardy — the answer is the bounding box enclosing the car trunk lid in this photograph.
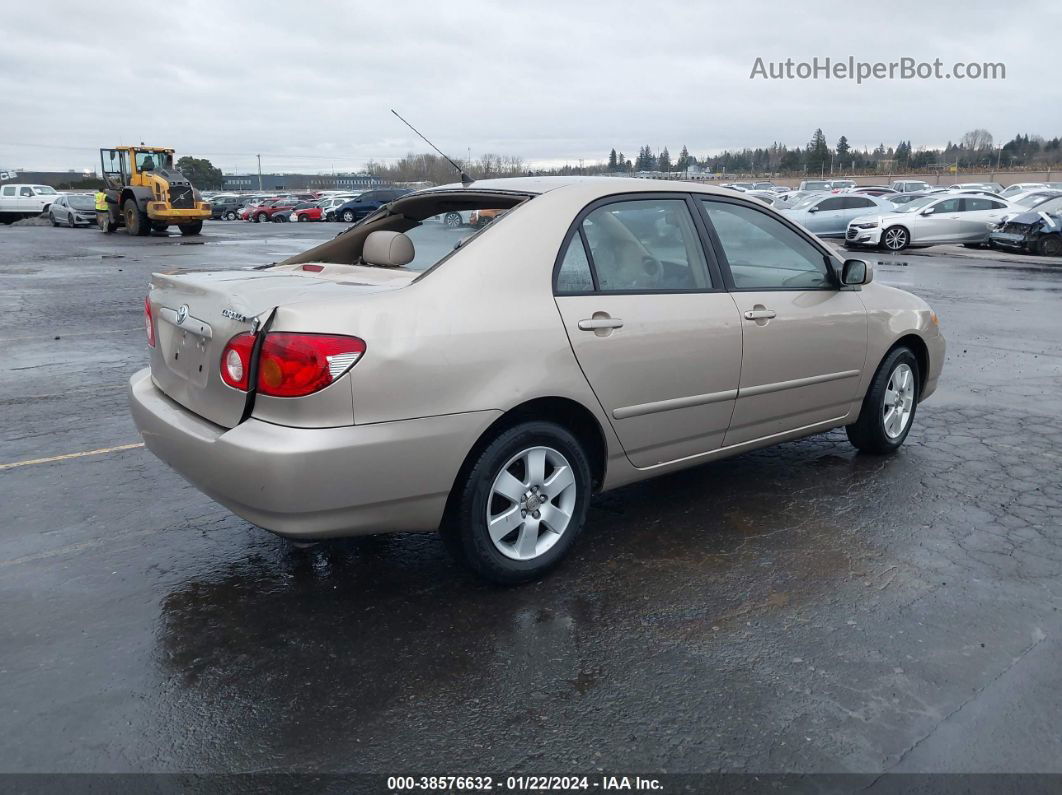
[148,267,411,428]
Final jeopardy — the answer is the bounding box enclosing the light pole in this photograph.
[256,154,263,192]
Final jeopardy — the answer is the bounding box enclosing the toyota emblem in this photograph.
[176,304,189,325]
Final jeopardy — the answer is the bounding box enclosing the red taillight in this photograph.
[220,332,255,390]
[144,296,156,348]
[256,333,366,397]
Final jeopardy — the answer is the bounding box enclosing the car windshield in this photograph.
[803,181,829,190]
[34,186,58,195]
[1019,193,1062,208]
[68,195,95,210]
[1034,197,1062,214]
[896,196,937,213]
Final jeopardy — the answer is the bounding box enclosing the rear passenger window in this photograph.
[580,199,712,292]
[555,235,594,293]
[1,186,14,196]
[816,197,846,211]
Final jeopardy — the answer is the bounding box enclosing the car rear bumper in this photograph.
[128,368,500,539]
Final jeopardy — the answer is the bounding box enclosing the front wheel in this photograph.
[444,211,462,228]
[297,214,308,222]
[846,347,920,454]
[881,225,909,251]
[178,221,203,236]
[224,210,238,221]
[255,212,267,223]
[50,213,60,227]
[342,209,355,222]
[1039,235,1062,257]
[123,201,149,236]
[441,421,591,584]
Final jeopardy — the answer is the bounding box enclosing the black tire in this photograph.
[50,213,59,227]
[297,214,308,222]
[178,221,203,236]
[1038,236,1062,257]
[881,225,909,251]
[342,209,355,223]
[444,211,462,229]
[255,212,268,223]
[846,346,921,454]
[224,210,238,221]
[67,212,76,229]
[441,421,592,584]
[123,201,149,236]
[325,212,335,222]
[273,214,288,223]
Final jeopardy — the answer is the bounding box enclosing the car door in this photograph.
[960,197,1010,241]
[553,195,743,468]
[698,198,868,446]
[17,186,35,212]
[803,196,848,235]
[840,196,881,230]
[912,197,963,243]
[0,185,16,210]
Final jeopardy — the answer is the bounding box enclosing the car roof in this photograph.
[423,175,748,200]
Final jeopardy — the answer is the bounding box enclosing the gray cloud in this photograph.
[1,0,1056,173]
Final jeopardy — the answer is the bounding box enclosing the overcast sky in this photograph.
[2,1,1057,174]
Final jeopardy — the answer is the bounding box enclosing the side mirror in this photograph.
[920,206,935,216]
[841,259,873,286]
[807,206,819,213]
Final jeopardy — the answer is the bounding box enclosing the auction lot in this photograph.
[1,220,1061,776]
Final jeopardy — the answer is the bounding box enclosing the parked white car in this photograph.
[1000,183,1048,199]
[890,180,933,193]
[845,194,1015,251]
[0,183,60,222]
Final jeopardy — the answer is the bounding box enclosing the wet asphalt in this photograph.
[1,220,1060,777]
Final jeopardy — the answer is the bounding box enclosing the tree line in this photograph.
[599,129,1062,176]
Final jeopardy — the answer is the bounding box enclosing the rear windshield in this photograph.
[68,195,95,210]
[402,210,510,271]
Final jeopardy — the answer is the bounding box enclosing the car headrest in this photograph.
[362,230,414,267]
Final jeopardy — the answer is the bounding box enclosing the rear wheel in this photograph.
[441,421,591,584]
[178,221,203,236]
[123,201,148,236]
[846,347,920,454]
[342,209,355,222]
[444,211,462,228]
[1039,235,1062,257]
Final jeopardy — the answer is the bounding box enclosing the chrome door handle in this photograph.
[743,309,777,320]
[578,317,624,331]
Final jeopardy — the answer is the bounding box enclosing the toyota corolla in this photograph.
[129,177,945,583]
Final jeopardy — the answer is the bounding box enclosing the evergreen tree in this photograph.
[608,148,618,171]
[677,145,690,172]
[658,147,672,173]
[805,129,829,174]
[835,135,850,163]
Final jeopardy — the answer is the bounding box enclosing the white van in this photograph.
[0,183,60,222]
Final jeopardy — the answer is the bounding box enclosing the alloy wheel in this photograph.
[486,446,578,561]
[883,363,915,439]
[884,227,908,250]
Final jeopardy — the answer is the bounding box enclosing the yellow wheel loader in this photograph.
[98,146,211,236]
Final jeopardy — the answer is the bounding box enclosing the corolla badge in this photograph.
[176,304,189,325]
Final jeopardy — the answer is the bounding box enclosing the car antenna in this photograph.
[390,109,473,186]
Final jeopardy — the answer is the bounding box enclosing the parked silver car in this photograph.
[846,194,1015,251]
[129,177,944,583]
[781,193,895,237]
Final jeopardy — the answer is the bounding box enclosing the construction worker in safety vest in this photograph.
[95,187,113,232]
